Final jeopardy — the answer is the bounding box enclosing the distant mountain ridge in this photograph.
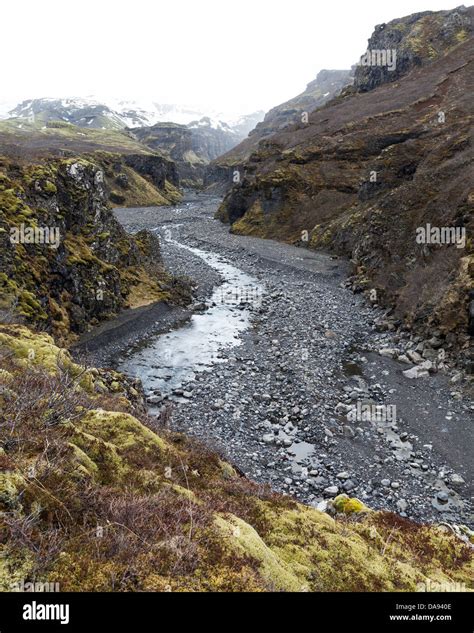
[4,96,264,136]
[3,97,264,187]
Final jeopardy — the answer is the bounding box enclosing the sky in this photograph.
[1,0,464,116]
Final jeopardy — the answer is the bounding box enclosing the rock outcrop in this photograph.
[130,118,247,187]
[215,7,474,358]
[353,6,473,91]
[0,155,189,343]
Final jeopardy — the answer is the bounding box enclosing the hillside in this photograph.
[0,119,182,207]
[0,152,189,344]
[216,7,474,363]
[0,324,472,592]
[205,69,353,186]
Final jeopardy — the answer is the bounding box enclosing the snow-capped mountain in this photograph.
[5,96,264,137]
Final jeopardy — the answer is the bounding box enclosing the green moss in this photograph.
[0,472,24,511]
[219,460,237,480]
[0,547,34,592]
[455,29,468,43]
[214,201,229,223]
[64,234,115,272]
[71,427,129,485]
[0,274,20,309]
[231,200,266,236]
[79,409,170,455]
[215,513,305,591]
[0,188,33,223]
[17,290,48,320]
[43,180,57,195]
[333,494,370,514]
[67,443,100,480]
[0,325,84,377]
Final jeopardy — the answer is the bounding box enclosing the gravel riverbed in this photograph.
[95,192,473,526]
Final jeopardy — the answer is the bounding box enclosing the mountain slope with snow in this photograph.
[6,96,264,136]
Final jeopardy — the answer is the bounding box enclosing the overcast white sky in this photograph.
[1,0,464,115]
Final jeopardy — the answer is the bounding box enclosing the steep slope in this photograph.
[0,154,189,344]
[216,7,474,359]
[0,325,472,592]
[205,69,352,186]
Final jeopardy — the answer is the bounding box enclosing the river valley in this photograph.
[78,192,473,526]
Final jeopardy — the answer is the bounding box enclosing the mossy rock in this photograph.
[0,325,95,392]
[215,513,305,591]
[333,494,370,514]
[78,409,171,456]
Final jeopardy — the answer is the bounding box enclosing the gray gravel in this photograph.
[110,192,473,526]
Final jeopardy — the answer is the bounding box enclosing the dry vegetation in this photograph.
[1,325,472,592]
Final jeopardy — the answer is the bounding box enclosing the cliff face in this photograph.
[1,325,472,592]
[353,6,473,91]
[0,156,188,343]
[216,8,474,359]
[131,119,243,187]
[247,68,353,149]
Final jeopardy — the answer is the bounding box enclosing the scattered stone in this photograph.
[342,425,355,438]
[407,350,423,363]
[379,348,397,358]
[449,473,465,486]
[403,366,429,379]
[436,491,449,504]
[342,479,357,492]
[396,499,408,512]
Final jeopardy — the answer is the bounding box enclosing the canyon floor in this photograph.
[76,192,473,526]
